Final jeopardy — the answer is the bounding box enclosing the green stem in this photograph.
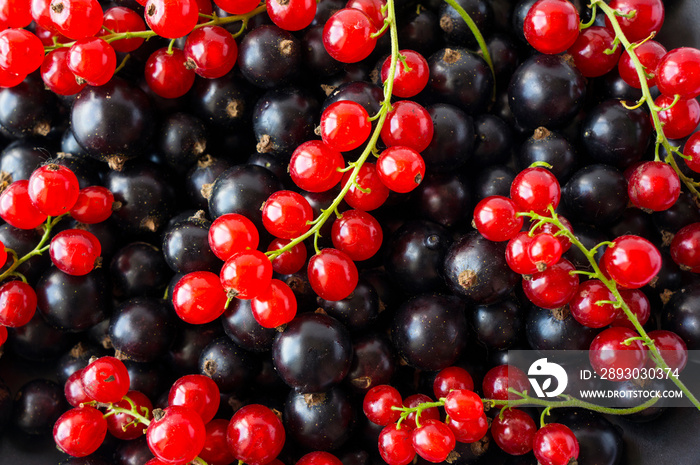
[266,0,402,261]
[591,0,700,200]
[521,209,700,411]
[441,0,495,99]
[0,214,66,283]
[487,388,659,416]
[44,4,267,52]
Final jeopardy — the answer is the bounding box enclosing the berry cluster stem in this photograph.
[43,4,268,53]
[587,0,700,200]
[266,0,402,260]
[519,208,700,411]
[0,214,66,284]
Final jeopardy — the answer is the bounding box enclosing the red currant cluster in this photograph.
[362,365,581,465]
[57,355,287,465]
[0,164,113,343]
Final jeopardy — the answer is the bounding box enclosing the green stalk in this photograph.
[519,209,700,411]
[590,0,700,199]
[266,0,402,260]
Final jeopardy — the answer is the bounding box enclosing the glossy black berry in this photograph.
[422,103,474,173]
[199,337,259,394]
[238,25,301,89]
[12,379,68,435]
[222,298,276,352]
[427,47,493,115]
[562,164,628,226]
[272,312,353,393]
[443,231,519,304]
[526,305,598,351]
[108,297,176,362]
[508,54,586,131]
[391,293,467,371]
[517,127,577,183]
[110,241,172,299]
[253,87,319,155]
[162,212,222,274]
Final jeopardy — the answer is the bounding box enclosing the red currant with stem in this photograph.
[473,195,523,242]
[208,213,259,261]
[569,279,620,328]
[506,232,539,275]
[307,248,358,301]
[100,6,146,52]
[147,405,206,464]
[628,160,680,211]
[267,239,307,274]
[380,100,434,153]
[320,101,372,152]
[49,229,101,276]
[618,39,666,88]
[346,0,385,30]
[49,0,103,40]
[145,48,196,99]
[533,423,579,465]
[378,424,415,465]
[106,390,153,440]
[0,280,37,327]
[602,235,662,289]
[683,130,700,173]
[0,180,48,229]
[443,390,483,422]
[655,93,700,140]
[448,414,489,444]
[567,25,621,78]
[656,47,700,99]
[523,0,580,55]
[331,209,383,261]
[412,419,456,463]
[0,28,45,76]
[145,0,199,39]
[433,366,474,399]
[41,49,86,96]
[491,408,536,456]
[81,356,130,403]
[671,222,700,271]
[168,374,220,424]
[262,190,314,239]
[250,278,297,328]
[527,233,563,270]
[402,393,440,430]
[184,25,238,79]
[173,271,227,324]
[482,365,530,400]
[589,327,648,377]
[28,164,80,216]
[68,37,117,86]
[64,369,91,407]
[53,407,108,457]
[530,215,573,252]
[199,419,236,465]
[289,140,345,192]
[341,163,390,211]
[69,186,114,224]
[227,404,286,465]
[611,288,651,329]
[647,329,688,372]
[605,0,665,43]
[266,0,316,31]
[380,49,430,98]
[363,385,402,426]
[323,8,377,63]
[376,146,426,193]
[220,250,273,300]
[510,167,560,215]
[522,258,579,309]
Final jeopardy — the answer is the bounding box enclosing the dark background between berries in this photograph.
[2,0,700,464]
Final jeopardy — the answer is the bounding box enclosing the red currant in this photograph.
[0,28,44,76]
[618,39,666,88]
[341,163,390,211]
[378,424,415,465]
[473,196,524,242]
[524,0,580,55]
[363,384,402,426]
[655,93,700,140]
[184,25,238,79]
[601,235,661,289]
[567,26,620,77]
[0,180,48,229]
[100,6,146,52]
[262,190,314,239]
[656,47,700,99]
[53,407,107,457]
[627,160,680,211]
[41,48,86,96]
[381,50,430,98]
[168,374,220,424]
[589,327,648,376]
[69,186,114,224]
[267,238,307,275]
[0,280,37,327]
[605,0,664,43]
[289,140,345,192]
[433,366,474,399]
[266,0,316,31]
[323,8,377,63]
[147,405,206,464]
[220,250,273,300]
[569,279,620,328]
[376,146,426,193]
[331,209,383,261]
[145,47,196,99]
[250,278,297,328]
[49,229,101,276]
[208,213,259,261]
[307,248,358,301]
[670,222,700,271]
[81,356,130,403]
[106,390,153,440]
[380,100,434,153]
[491,408,536,456]
[49,0,103,40]
[173,271,227,324]
[320,101,372,152]
[412,419,456,463]
[227,404,286,465]
[533,423,579,465]
[522,258,579,309]
[68,37,117,86]
[145,0,199,39]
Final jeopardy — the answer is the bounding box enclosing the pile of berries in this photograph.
[1,0,700,463]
